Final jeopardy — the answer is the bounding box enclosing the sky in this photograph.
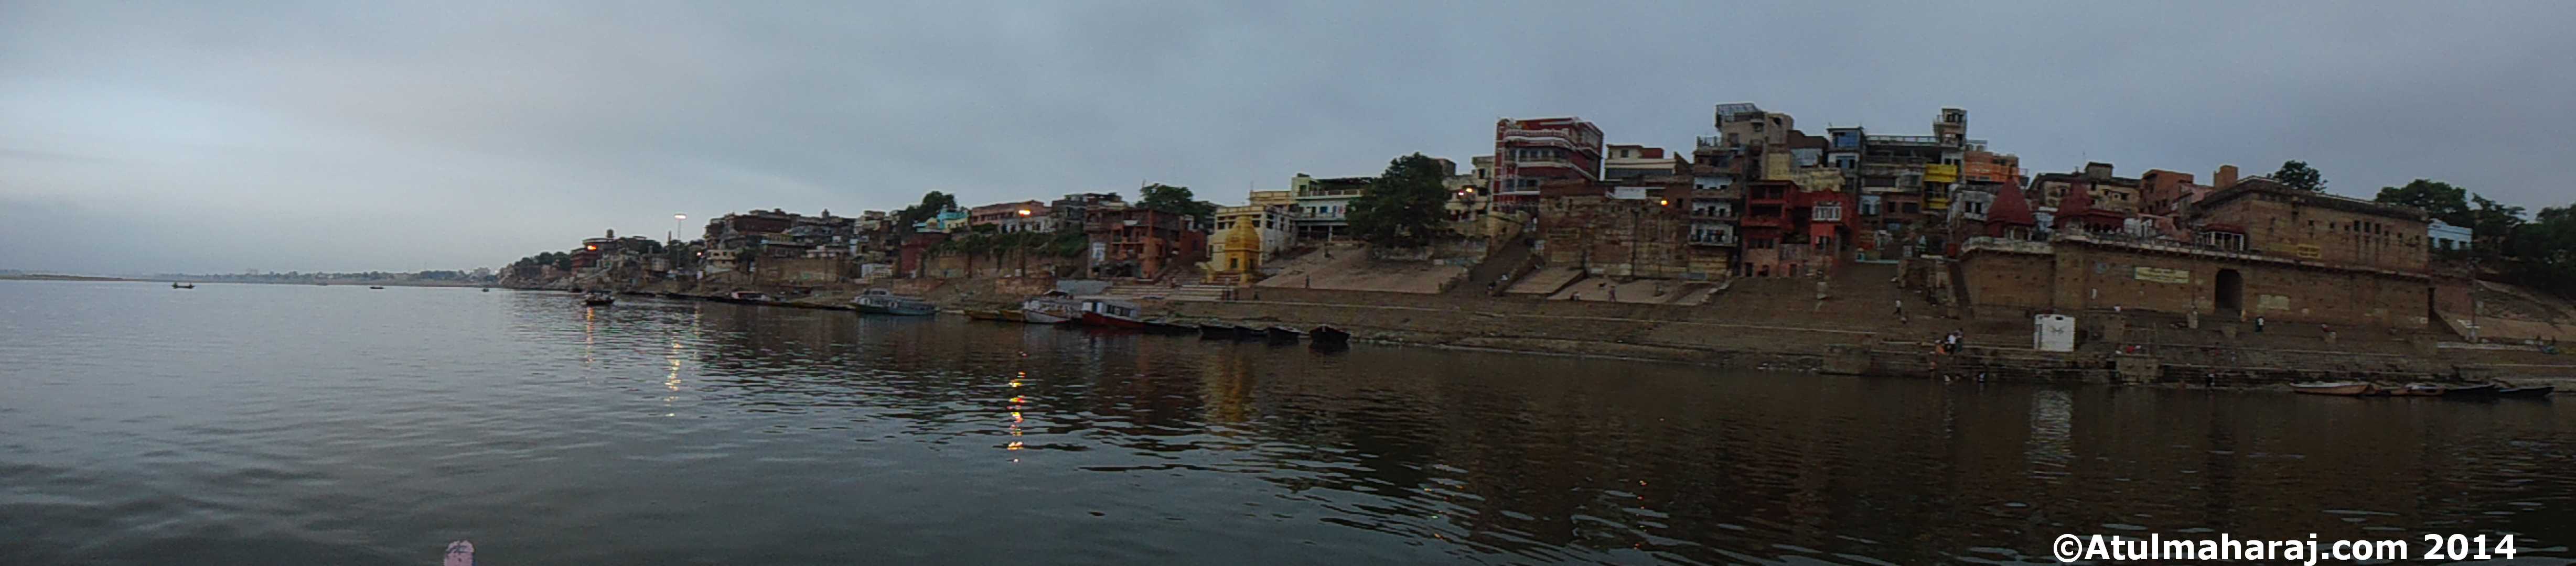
[5,1,2573,275]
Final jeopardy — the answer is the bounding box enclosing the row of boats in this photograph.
[579,288,1353,346]
[2290,380,2554,398]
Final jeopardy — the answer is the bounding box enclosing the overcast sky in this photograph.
[5,1,2572,274]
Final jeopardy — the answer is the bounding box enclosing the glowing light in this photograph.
[1006,441,1024,450]
[674,214,686,220]
[585,245,598,251]
[1010,396,1027,404]
[1657,199,1669,206]
[1010,380,1023,388]
[1017,209,1032,216]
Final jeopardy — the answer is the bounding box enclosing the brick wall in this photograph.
[1961,241,2430,328]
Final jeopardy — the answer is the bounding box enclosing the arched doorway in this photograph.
[2215,269,2244,315]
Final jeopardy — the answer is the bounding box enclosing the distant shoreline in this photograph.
[0,275,488,288]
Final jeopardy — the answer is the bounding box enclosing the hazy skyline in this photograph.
[6,1,2574,274]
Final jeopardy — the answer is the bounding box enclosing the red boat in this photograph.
[1078,298,1146,329]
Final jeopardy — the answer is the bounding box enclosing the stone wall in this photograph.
[1959,240,2431,329]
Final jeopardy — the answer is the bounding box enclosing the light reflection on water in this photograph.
[0,280,2571,564]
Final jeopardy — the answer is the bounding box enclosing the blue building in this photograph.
[2429,220,2473,252]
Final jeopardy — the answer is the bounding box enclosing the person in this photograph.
[1895,298,1908,324]
[2254,315,2266,333]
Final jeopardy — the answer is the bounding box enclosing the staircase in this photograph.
[1098,282,1235,302]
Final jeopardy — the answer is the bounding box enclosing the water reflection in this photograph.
[1,284,2569,565]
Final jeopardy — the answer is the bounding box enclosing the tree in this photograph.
[2468,193,2528,251]
[2374,179,2470,225]
[896,191,959,228]
[1137,183,1216,225]
[2510,204,2576,298]
[1347,153,1452,247]
[2272,160,2325,192]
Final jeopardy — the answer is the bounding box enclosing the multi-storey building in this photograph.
[1085,206,1207,279]
[1602,145,1688,181]
[1489,117,1605,214]
[1289,173,1370,240]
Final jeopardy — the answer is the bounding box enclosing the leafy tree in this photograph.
[1137,183,1216,226]
[2374,179,2469,224]
[2510,204,2576,298]
[2272,160,2325,192]
[896,191,959,228]
[2467,194,2529,253]
[1347,153,1452,247]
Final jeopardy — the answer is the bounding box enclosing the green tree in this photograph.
[1347,153,1451,247]
[1137,183,1216,225]
[2510,204,2576,298]
[2272,160,2325,192]
[2374,179,2470,224]
[2468,194,2528,251]
[896,191,959,228]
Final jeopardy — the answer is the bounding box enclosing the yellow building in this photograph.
[1206,216,1265,286]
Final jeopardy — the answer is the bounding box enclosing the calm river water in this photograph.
[3,280,2572,564]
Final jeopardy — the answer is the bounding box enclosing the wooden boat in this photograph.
[1079,298,1146,328]
[2443,383,2500,396]
[170,282,194,289]
[1198,323,1238,339]
[1143,319,1197,335]
[581,291,615,306]
[996,309,1026,322]
[2387,383,2447,397]
[1308,325,1349,347]
[1021,293,1080,324]
[480,287,490,292]
[2290,382,2375,396]
[853,289,936,316]
[2497,384,2556,398]
[368,285,385,290]
[1264,325,1304,343]
[715,290,771,304]
[964,308,1008,321]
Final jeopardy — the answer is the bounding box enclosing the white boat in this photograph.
[1019,291,1081,324]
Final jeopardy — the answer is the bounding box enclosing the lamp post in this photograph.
[672,214,686,244]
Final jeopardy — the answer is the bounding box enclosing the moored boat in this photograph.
[964,308,1008,321]
[2497,384,2556,398]
[997,309,1026,322]
[854,289,936,316]
[1264,325,1304,343]
[1078,298,1146,328]
[2443,383,2499,396]
[581,291,615,306]
[2388,383,2446,397]
[2290,382,2374,396]
[717,290,771,304]
[369,285,385,290]
[1309,325,1350,345]
[1143,319,1197,335]
[170,282,194,289]
[1021,293,1080,324]
[1198,323,1238,339]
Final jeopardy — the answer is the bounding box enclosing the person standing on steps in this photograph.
[2255,315,2266,333]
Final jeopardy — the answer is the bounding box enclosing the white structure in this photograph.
[1290,173,1368,240]
[2429,220,2473,252]
[1208,204,1300,264]
[2033,314,2076,352]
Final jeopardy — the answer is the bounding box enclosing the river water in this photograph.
[2,280,2571,564]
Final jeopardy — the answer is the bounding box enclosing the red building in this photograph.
[1086,208,1208,279]
[1489,117,1605,214]
[1736,180,1857,277]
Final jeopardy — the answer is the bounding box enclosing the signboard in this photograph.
[2257,294,2292,311]
[2133,266,2191,284]
[1090,242,1106,262]
[2294,244,2323,259]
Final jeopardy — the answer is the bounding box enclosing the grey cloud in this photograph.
[4,1,2573,274]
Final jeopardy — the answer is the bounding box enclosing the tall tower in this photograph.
[1935,108,1967,146]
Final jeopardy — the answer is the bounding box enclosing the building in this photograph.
[1732,180,1857,277]
[1290,173,1370,240]
[1534,177,1732,279]
[1050,192,1127,230]
[968,201,1048,231]
[1602,145,1687,180]
[1489,117,1605,214]
[2032,162,2143,213]
[2429,220,2473,252]
[1207,204,1297,266]
[1086,206,1206,279]
[2187,177,2431,273]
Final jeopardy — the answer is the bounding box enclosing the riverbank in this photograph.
[524,274,2576,391]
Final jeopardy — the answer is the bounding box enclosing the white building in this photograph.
[1291,173,1369,240]
[1209,204,1300,264]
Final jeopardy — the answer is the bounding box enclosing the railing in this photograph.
[1689,235,1738,246]
[1865,134,1945,146]
[1697,135,1729,148]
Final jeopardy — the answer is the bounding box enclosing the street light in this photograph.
[672,214,686,243]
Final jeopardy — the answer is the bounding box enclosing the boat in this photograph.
[854,289,936,316]
[1078,298,1146,328]
[170,282,194,289]
[1264,325,1304,343]
[2443,383,2500,396]
[2387,383,2447,397]
[718,290,771,304]
[996,309,1026,322]
[581,291,615,306]
[964,308,1009,321]
[481,287,490,292]
[2290,382,2374,396]
[368,285,385,290]
[1143,319,1198,335]
[1020,293,1081,324]
[1199,323,1241,339]
[2498,384,2555,397]
[1309,325,1350,345]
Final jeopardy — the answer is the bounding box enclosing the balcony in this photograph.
[1865,134,1946,147]
[1689,209,1738,221]
[1740,215,1786,228]
[1689,234,1738,247]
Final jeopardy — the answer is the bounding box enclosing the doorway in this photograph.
[2215,268,2244,315]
